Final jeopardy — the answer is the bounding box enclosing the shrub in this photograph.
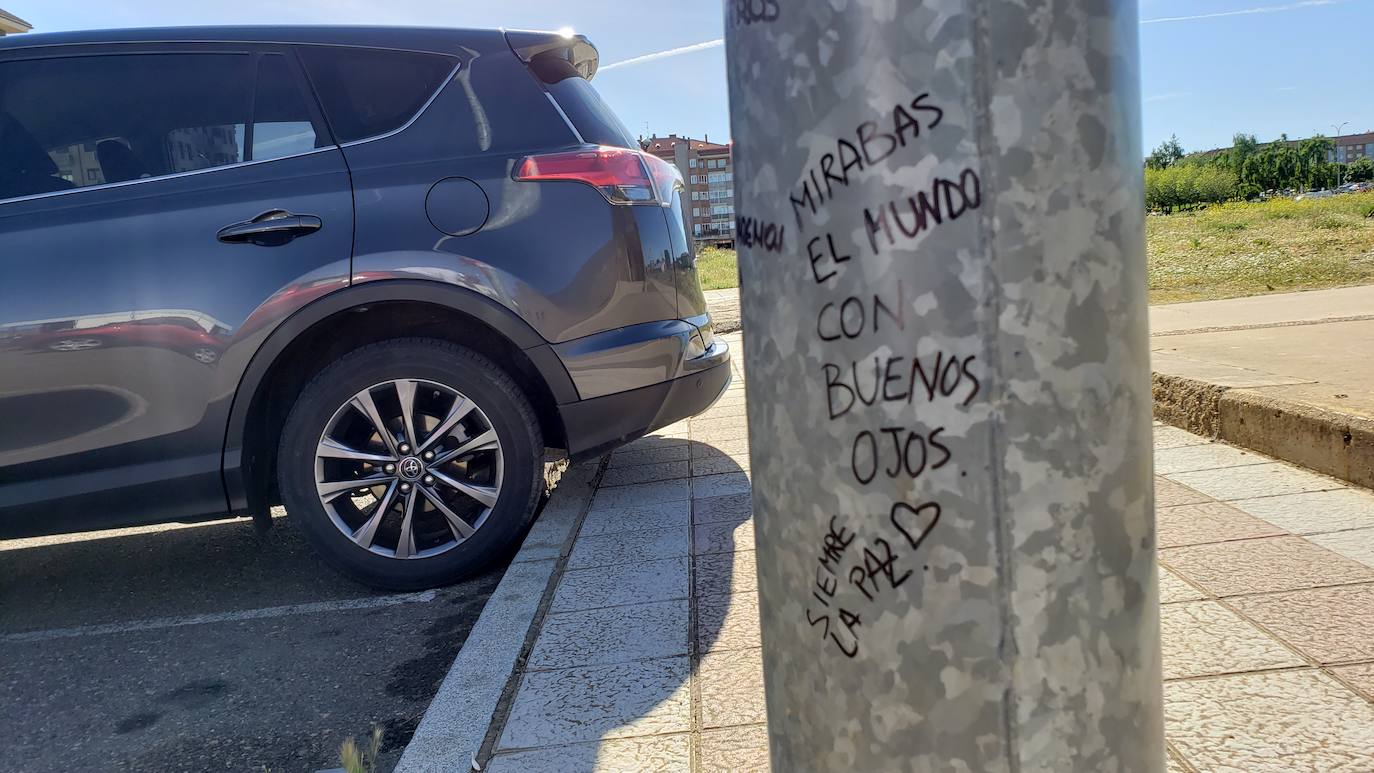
[1145,165,1238,212]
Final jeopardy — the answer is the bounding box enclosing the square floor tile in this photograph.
[1309,528,1374,569]
[1155,477,1211,508]
[1153,425,1210,449]
[551,557,689,613]
[694,401,748,420]
[1154,443,1267,475]
[693,519,755,555]
[1166,463,1342,502]
[1329,662,1374,702]
[698,648,767,728]
[655,421,691,439]
[693,493,753,525]
[568,527,689,570]
[498,657,691,749]
[612,436,689,456]
[695,550,758,597]
[1158,566,1205,604]
[600,461,690,487]
[698,724,770,773]
[1230,489,1374,535]
[606,445,691,469]
[1229,584,1374,664]
[710,390,748,405]
[1156,501,1286,548]
[1164,670,1374,773]
[1160,601,1301,679]
[580,501,691,537]
[691,438,751,459]
[1160,536,1374,596]
[691,424,750,444]
[528,600,689,671]
[696,592,762,652]
[691,472,752,500]
[690,453,750,477]
[592,479,690,511]
[487,735,691,773]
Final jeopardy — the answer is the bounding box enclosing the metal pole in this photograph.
[1333,122,1349,187]
[723,1,1162,771]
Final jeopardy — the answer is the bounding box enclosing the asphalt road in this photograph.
[1,513,506,772]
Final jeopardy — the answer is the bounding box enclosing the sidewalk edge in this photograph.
[1152,372,1374,489]
[394,459,604,773]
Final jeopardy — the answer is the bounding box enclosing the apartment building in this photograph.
[1328,132,1374,164]
[642,133,735,247]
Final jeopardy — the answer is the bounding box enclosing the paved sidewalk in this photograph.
[1150,285,1374,420]
[476,330,1374,772]
[484,332,759,772]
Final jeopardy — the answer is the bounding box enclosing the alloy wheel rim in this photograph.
[314,378,503,559]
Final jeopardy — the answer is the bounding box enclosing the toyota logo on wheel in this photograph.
[399,457,423,480]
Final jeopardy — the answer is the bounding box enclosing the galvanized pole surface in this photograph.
[724,1,1162,771]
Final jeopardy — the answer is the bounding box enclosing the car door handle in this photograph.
[217,210,322,245]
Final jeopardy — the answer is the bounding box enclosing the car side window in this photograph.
[0,53,253,200]
[252,53,325,161]
[297,45,455,143]
[0,51,328,203]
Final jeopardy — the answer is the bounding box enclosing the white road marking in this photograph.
[2,590,438,643]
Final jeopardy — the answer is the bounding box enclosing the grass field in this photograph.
[695,193,1374,303]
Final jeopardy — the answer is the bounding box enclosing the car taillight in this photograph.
[515,146,682,205]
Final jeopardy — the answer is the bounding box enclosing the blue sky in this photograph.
[12,0,1372,156]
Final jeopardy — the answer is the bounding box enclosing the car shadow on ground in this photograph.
[0,515,378,631]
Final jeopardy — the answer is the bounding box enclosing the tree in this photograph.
[1146,134,1185,170]
[1214,133,1258,174]
[1144,165,1237,212]
[1297,136,1335,190]
[1347,157,1373,183]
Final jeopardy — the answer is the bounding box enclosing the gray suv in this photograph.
[0,26,729,589]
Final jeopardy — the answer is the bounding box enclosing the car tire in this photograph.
[278,338,544,590]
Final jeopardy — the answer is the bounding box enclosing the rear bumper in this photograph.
[559,340,731,460]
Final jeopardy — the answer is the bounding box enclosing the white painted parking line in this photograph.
[1,590,438,643]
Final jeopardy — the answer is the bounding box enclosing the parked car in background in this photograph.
[0,26,729,589]
[26,316,226,363]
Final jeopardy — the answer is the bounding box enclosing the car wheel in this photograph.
[278,338,543,590]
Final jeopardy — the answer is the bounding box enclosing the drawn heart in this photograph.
[890,501,940,551]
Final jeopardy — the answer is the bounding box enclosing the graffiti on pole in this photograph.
[735,90,990,659]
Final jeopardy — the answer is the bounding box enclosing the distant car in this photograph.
[1295,190,1334,201]
[0,26,729,590]
[27,317,224,363]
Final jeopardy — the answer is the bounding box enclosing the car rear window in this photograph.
[528,55,636,149]
[297,46,456,143]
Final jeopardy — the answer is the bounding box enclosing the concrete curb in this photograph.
[704,288,741,334]
[1152,372,1374,490]
[394,459,604,773]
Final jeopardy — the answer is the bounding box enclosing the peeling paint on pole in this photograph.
[724,1,1162,770]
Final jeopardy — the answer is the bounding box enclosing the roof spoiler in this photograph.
[504,29,599,81]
